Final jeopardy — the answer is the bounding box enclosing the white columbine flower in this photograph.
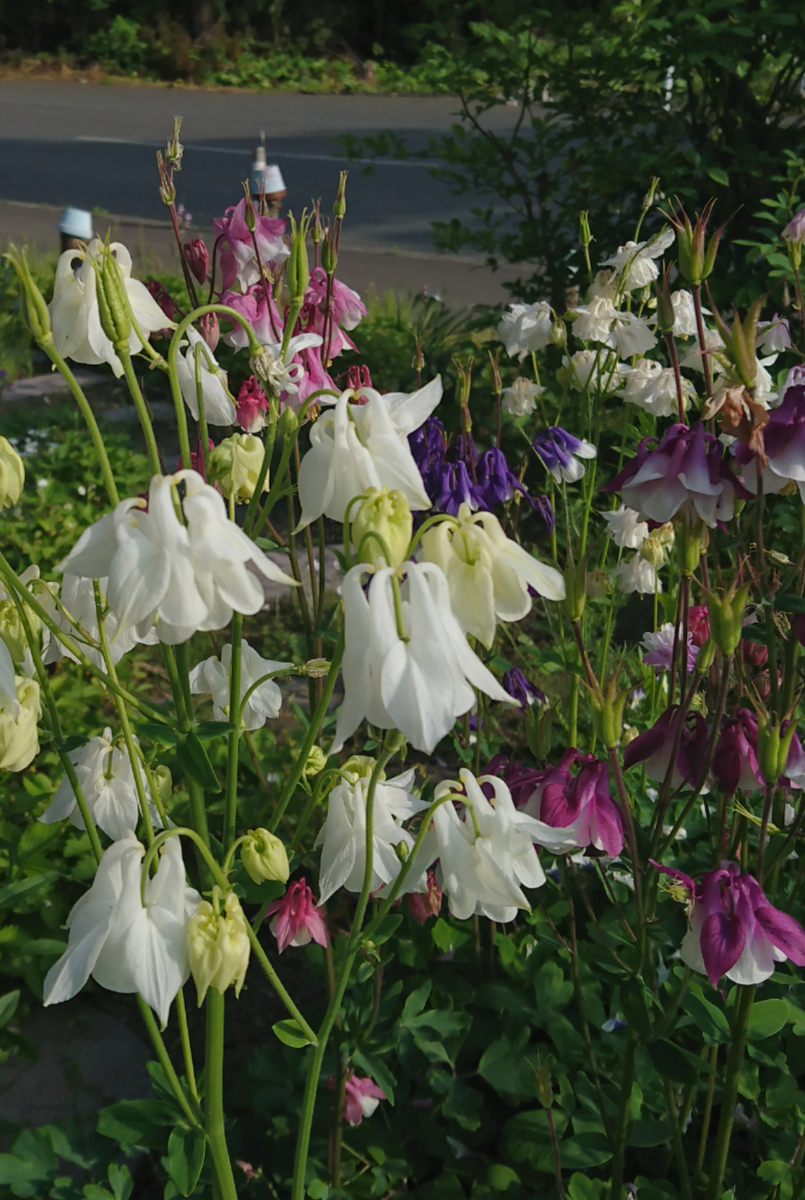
[563,349,629,395]
[610,554,660,595]
[497,302,553,360]
[176,328,236,425]
[419,505,565,649]
[620,358,695,418]
[0,640,16,713]
[43,833,200,1027]
[296,377,442,529]
[58,470,296,645]
[670,290,698,337]
[571,295,618,344]
[189,640,290,731]
[316,766,431,903]
[600,228,675,291]
[333,561,514,755]
[42,574,158,670]
[40,727,160,840]
[429,771,575,923]
[601,505,649,550]
[49,239,168,378]
[251,333,324,398]
[588,270,619,301]
[609,311,657,359]
[501,377,543,417]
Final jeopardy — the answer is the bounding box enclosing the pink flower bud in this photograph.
[265,879,328,953]
[236,375,269,434]
[199,312,220,353]
[183,238,210,285]
[146,279,177,324]
[687,605,710,648]
[783,208,805,246]
[406,870,442,925]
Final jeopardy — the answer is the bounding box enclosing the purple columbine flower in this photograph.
[434,459,477,515]
[521,749,625,858]
[735,385,805,502]
[502,667,546,710]
[533,427,597,484]
[604,422,750,527]
[655,861,805,987]
[485,755,546,808]
[712,709,763,795]
[623,706,708,789]
[783,208,805,246]
[640,623,698,673]
[475,447,531,508]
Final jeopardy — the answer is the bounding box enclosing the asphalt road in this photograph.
[0,80,517,255]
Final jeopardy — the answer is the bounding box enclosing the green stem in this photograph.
[39,339,120,505]
[119,347,161,476]
[290,746,394,1200]
[704,985,755,1200]
[223,614,243,850]
[269,633,344,833]
[244,922,318,1043]
[136,996,202,1126]
[175,988,199,1101]
[664,1078,692,1200]
[610,1030,637,1200]
[204,989,238,1200]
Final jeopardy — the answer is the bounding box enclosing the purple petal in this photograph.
[754,905,805,966]
[700,911,747,987]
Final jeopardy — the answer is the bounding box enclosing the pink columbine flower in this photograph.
[520,749,625,858]
[655,861,805,987]
[712,709,763,795]
[265,879,328,953]
[198,312,220,353]
[688,605,710,648]
[604,422,750,527]
[306,266,367,331]
[221,285,283,350]
[327,1074,386,1126]
[406,869,443,925]
[183,238,210,286]
[641,623,698,673]
[284,343,335,410]
[623,706,708,788]
[236,376,270,433]
[212,200,288,292]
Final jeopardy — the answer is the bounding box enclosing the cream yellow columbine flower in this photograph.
[419,505,565,649]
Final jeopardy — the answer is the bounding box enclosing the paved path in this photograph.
[0,80,522,305]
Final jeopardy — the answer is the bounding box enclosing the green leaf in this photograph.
[0,990,20,1030]
[482,1164,519,1191]
[629,1118,672,1147]
[648,1039,708,1085]
[371,914,403,945]
[682,991,730,1042]
[747,998,790,1041]
[176,731,221,793]
[59,734,90,754]
[774,593,805,614]
[307,1180,329,1199]
[167,1126,205,1197]
[400,980,431,1024]
[477,1029,539,1102]
[0,873,56,913]
[621,979,653,1040]
[194,720,237,741]
[707,166,730,186]
[136,722,181,746]
[83,1187,115,1200]
[273,1019,315,1048]
[559,1133,613,1169]
[107,1163,133,1200]
[352,1048,397,1105]
[97,1099,177,1148]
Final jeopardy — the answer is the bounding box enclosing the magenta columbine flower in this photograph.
[605,422,750,527]
[641,623,698,673]
[655,861,805,987]
[521,749,624,858]
[327,1074,386,1126]
[735,385,805,502]
[235,376,269,434]
[264,879,328,953]
[212,199,287,291]
[712,709,762,794]
[623,706,708,788]
[221,285,282,350]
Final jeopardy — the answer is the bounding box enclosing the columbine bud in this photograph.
[783,209,805,269]
[183,238,209,285]
[342,755,382,782]
[0,600,39,663]
[654,266,675,335]
[4,246,51,343]
[579,210,592,254]
[706,581,751,657]
[549,318,567,349]
[585,569,609,599]
[694,637,716,675]
[352,487,412,568]
[198,312,219,352]
[243,189,257,233]
[153,765,173,807]
[95,249,131,348]
[640,535,666,569]
[187,889,251,1006]
[664,198,727,287]
[167,116,184,169]
[0,438,24,510]
[278,405,299,436]
[321,237,337,276]
[333,171,348,220]
[242,828,290,885]
[209,433,268,503]
[304,746,328,776]
[0,676,40,772]
[757,717,797,786]
[156,150,176,206]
